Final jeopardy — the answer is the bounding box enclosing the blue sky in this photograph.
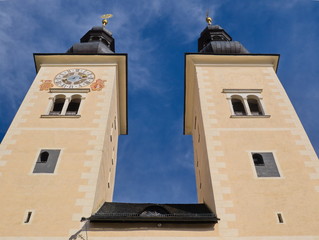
[0,0,318,204]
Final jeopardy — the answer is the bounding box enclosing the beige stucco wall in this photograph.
[0,63,120,237]
[92,69,119,213]
[192,63,319,238]
[0,53,318,240]
[62,60,319,240]
[192,74,217,213]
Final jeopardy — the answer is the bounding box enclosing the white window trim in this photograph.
[29,148,64,175]
[22,209,35,224]
[247,150,284,179]
[275,212,286,224]
[49,88,90,93]
[61,97,70,115]
[41,92,87,118]
[223,89,262,94]
[224,89,269,117]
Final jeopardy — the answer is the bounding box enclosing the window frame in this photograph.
[49,94,66,115]
[223,89,270,118]
[22,210,35,224]
[65,94,82,116]
[32,149,62,174]
[248,151,283,179]
[247,95,264,116]
[41,88,89,118]
[231,95,247,116]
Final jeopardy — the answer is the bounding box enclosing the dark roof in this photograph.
[198,24,249,54]
[68,42,114,54]
[200,41,249,54]
[67,26,115,54]
[89,202,219,224]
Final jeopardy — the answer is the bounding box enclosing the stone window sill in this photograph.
[41,115,81,118]
[230,115,270,118]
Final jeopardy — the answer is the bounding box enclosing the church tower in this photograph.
[0,19,127,238]
[1,16,319,240]
[184,19,319,238]
[0,18,220,240]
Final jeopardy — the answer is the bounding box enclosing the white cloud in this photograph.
[0,0,215,97]
[168,0,219,43]
[106,0,219,93]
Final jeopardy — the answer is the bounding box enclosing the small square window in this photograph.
[251,152,280,177]
[33,149,61,173]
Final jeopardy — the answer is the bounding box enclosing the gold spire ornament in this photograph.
[101,13,113,26]
[206,11,212,25]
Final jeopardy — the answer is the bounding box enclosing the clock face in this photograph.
[54,69,95,88]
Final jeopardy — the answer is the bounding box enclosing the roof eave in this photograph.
[89,216,219,224]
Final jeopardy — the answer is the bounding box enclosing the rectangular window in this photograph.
[108,168,111,188]
[33,149,61,173]
[252,152,280,177]
[277,213,284,223]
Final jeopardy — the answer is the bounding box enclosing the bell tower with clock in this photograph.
[0,16,127,238]
[1,14,319,240]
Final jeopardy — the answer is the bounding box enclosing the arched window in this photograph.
[247,96,263,115]
[251,152,280,177]
[66,95,81,115]
[223,90,268,117]
[49,95,65,115]
[139,206,169,217]
[33,149,61,173]
[40,151,49,163]
[252,153,264,166]
[231,97,246,116]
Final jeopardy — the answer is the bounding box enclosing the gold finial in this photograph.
[101,14,113,26]
[206,10,212,25]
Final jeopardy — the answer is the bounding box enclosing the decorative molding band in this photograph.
[50,88,90,93]
[223,89,262,93]
[40,63,118,67]
[195,63,275,67]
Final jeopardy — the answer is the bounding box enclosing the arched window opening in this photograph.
[248,97,263,115]
[139,206,169,217]
[253,153,264,166]
[66,96,81,115]
[40,151,49,163]
[50,96,65,115]
[231,98,246,116]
